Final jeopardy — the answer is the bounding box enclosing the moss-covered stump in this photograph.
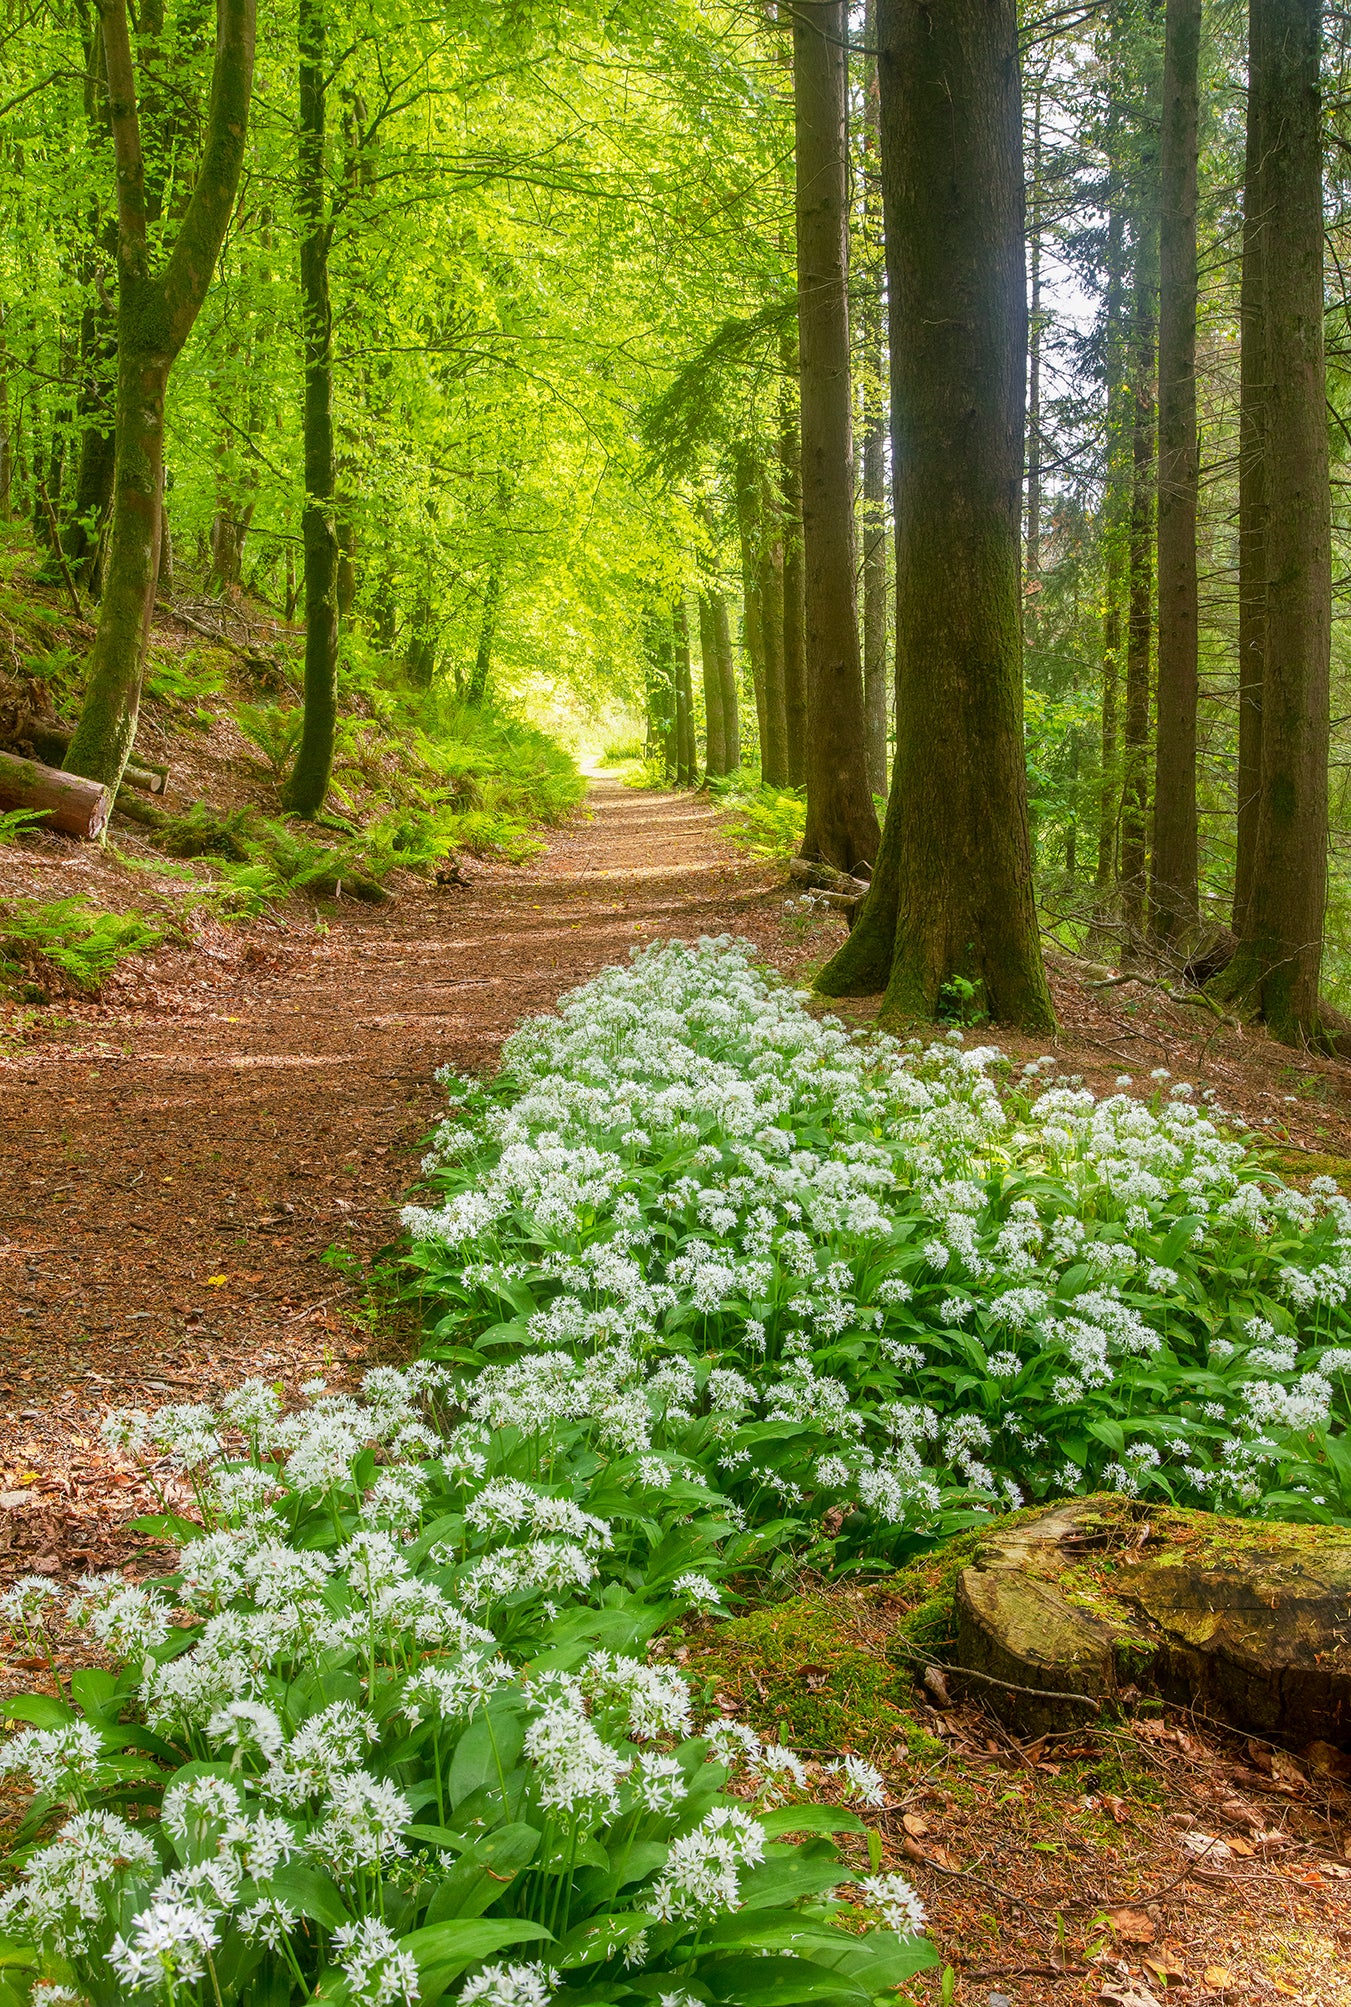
[952,1497,1351,1747]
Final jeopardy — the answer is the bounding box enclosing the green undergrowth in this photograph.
[0,896,162,999]
[710,777,807,863]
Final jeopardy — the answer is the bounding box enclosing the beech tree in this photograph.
[62,0,257,792]
[792,0,878,873]
[1215,0,1331,1039]
[819,0,1052,1029]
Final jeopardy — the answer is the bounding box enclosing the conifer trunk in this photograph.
[1214,0,1330,1040]
[818,0,1052,1030]
[64,0,256,792]
[1150,0,1201,950]
[793,0,878,871]
[1025,85,1042,636]
[284,0,339,818]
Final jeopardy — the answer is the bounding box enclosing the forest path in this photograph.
[0,778,782,1578]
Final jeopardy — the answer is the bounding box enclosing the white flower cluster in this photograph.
[403,940,1351,1522]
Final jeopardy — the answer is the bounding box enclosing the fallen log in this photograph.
[2,717,167,795]
[0,749,111,841]
[786,855,871,900]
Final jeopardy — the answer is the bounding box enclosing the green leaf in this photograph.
[263,1864,351,1934]
[698,1952,871,2004]
[757,1805,865,1840]
[1,1695,74,1729]
[554,1911,657,1969]
[127,1511,202,1541]
[448,1701,524,1808]
[400,1916,554,1982]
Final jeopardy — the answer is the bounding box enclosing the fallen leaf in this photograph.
[1182,1830,1231,1860]
[1226,1835,1255,1857]
[1203,1969,1233,1990]
[1106,1907,1155,1945]
[1143,1947,1186,1985]
[901,1812,929,1838]
[205,1274,228,1287]
[1102,1793,1130,1823]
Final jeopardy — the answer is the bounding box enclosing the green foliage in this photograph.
[404,942,1351,1544]
[0,897,160,996]
[233,701,305,784]
[0,809,49,844]
[713,779,806,863]
[599,735,644,764]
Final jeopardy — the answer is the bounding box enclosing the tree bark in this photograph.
[1233,12,1268,936]
[734,443,770,778]
[1025,83,1043,639]
[1213,0,1330,1040]
[699,592,727,777]
[758,471,790,786]
[818,0,1053,1030]
[673,598,696,786]
[1120,204,1158,947]
[779,327,808,786]
[793,0,879,870]
[0,750,111,841]
[714,590,740,773]
[63,0,256,794]
[284,0,339,817]
[860,0,888,798]
[1150,0,1201,951]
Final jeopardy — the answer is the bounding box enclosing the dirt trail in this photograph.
[0,780,782,1575]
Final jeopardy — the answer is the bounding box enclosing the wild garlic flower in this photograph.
[859,1871,927,1936]
[333,1918,420,2007]
[460,1962,560,2007]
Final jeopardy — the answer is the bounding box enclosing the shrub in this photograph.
[710,784,806,865]
[403,940,1351,1538]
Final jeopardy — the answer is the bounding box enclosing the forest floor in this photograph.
[3,777,1351,2003]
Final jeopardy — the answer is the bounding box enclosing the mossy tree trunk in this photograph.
[817,0,1052,1031]
[714,590,740,773]
[1150,0,1201,952]
[758,470,790,787]
[1120,206,1158,949]
[63,0,256,793]
[673,598,696,787]
[734,442,770,779]
[284,0,339,818]
[793,0,878,872]
[1212,0,1330,1041]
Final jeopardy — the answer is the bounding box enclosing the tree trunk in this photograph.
[1150,0,1201,952]
[467,566,501,706]
[818,0,1052,1030]
[673,599,696,786]
[758,474,790,786]
[1213,0,1330,1040]
[1233,13,1268,937]
[793,0,879,871]
[1097,571,1123,895]
[1120,218,1158,947]
[1025,84,1042,639]
[734,444,769,778]
[284,0,339,818]
[699,592,727,777]
[714,591,740,773]
[64,0,257,794]
[779,327,808,786]
[860,0,888,798]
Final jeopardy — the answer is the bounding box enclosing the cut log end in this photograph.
[0,749,111,842]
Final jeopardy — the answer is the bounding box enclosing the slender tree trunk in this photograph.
[793,0,879,870]
[1097,575,1123,894]
[735,444,769,778]
[1214,0,1330,1040]
[779,328,808,787]
[699,592,727,776]
[819,0,1053,1030]
[714,591,740,772]
[467,568,501,706]
[285,0,339,816]
[1150,0,1201,951]
[1025,85,1042,638]
[758,474,790,786]
[861,0,888,797]
[65,0,256,792]
[1120,217,1158,947]
[673,598,696,786]
[1234,15,1268,935]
